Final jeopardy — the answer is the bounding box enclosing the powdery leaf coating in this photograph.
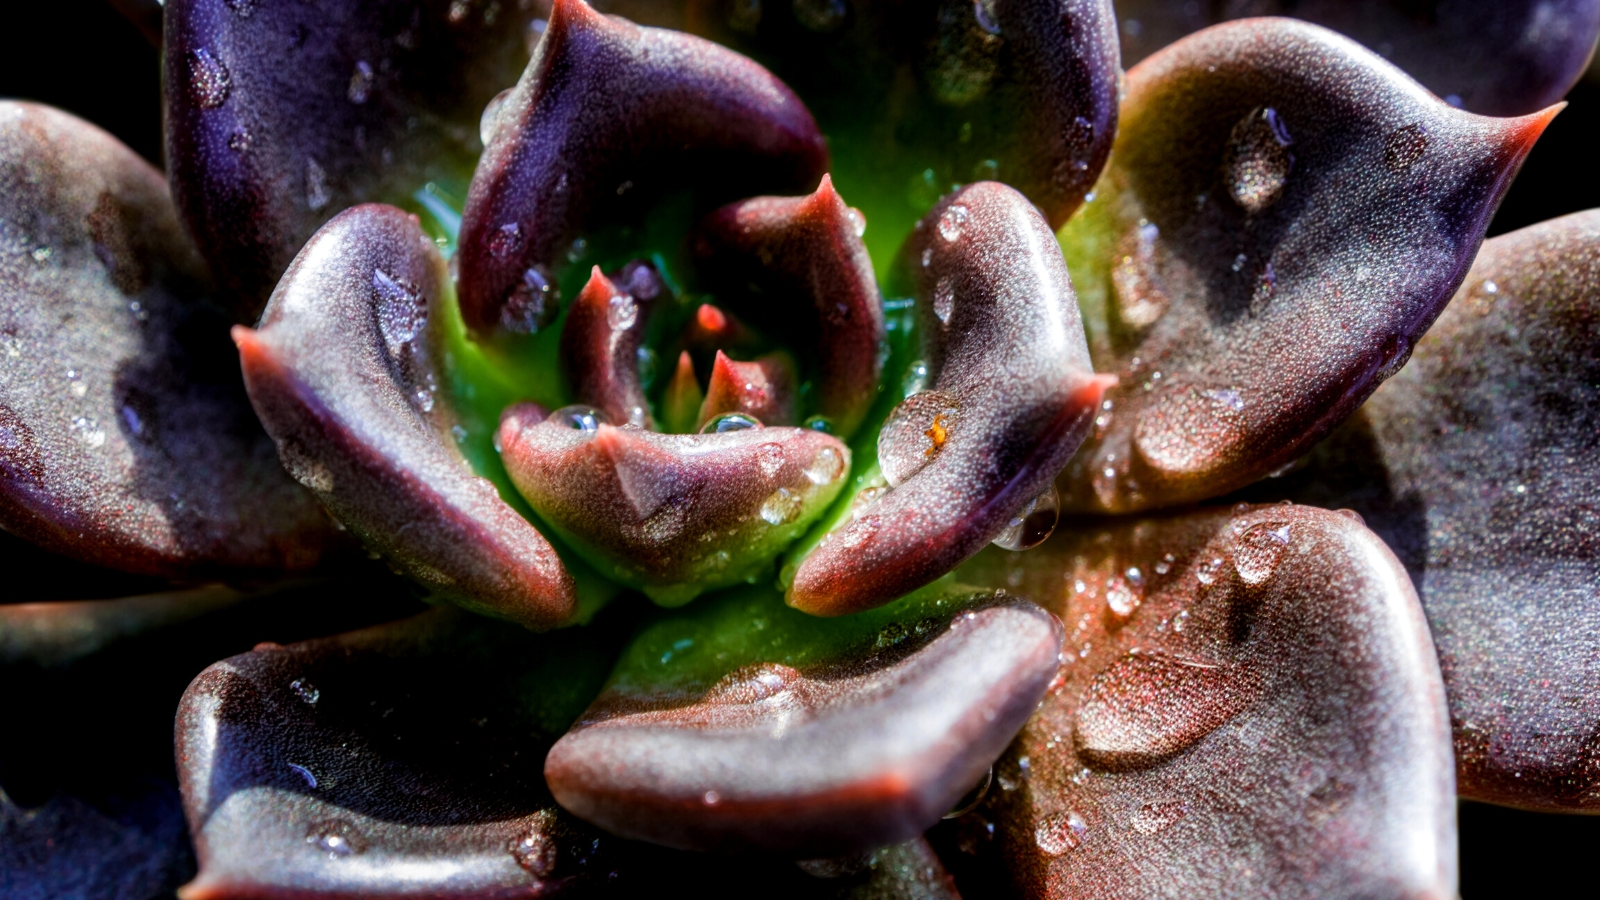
[790,182,1103,616]
[498,411,849,605]
[697,351,800,430]
[1250,211,1600,811]
[1115,1,1600,116]
[955,505,1455,900]
[0,102,335,578]
[1058,18,1556,515]
[694,176,884,439]
[174,607,624,900]
[546,592,1063,856]
[236,203,576,630]
[164,0,541,316]
[559,264,663,429]
[456,0,829,335]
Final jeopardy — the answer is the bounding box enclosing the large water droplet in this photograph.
[933,277,955,324]
[992,485,1060,551]
[938,204,971,242]
[706,662,800,704]
[761,487,802,525]
[1225,107,1293,213]
[372,268,426,354]
[1034,811,1087,855]
[1232,521,1290,585]
[701,412,762,434]
[805,446,845,485]
[347,60,374,104]
[878,390,960,487]
[510,829,559,876]
[306,818,366,858]
[187,49,231,109]
[480,87,514,146]
[1075,652,1260,771]
[607,293,639,331]
[1104,569,1141,617]
[550,405,607,433]
[500,266,559,334]
[792,0,848,33]
[1384,123,1429,171]
[901,359,930,396]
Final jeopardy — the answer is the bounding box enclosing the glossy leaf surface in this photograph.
[456,0,829,336]
[693,176,884,438]
[1058,19,1555,514]
[499,409,849,605]
[1115,1,1600,116]
[1246,211,1600,811]
[236,203,576,629]
[956,505,1455,899]
[547,586,1062,856]
[176,606,627,900]
[164,0,539,314]
[0,102,335,578]
[790,182,1102,616]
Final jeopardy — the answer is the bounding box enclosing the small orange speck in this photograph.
[924,414,948,457]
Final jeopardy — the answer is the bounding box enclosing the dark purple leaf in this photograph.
[236,203,577,629]
[790,182,1105,616]
[693,176,884,439]
[1056,18,1555,515]
[546,589,1063,857]
[955,504,1456,899]
[1115,1,1600,116]
[163,0,540,315]
[1243,210,1600,811]
[560,262,666,430]
[0,102,338,579]
[456,0,829,336]
[698,351,800,430]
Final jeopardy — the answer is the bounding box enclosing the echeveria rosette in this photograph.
[3,0,1599,897]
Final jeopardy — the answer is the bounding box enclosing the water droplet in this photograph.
[878,390,960,487]
[945,766,994,819]
[187,49,231,109]
[551,405,606,433]
[875,620,908,649]
[372,268,426,353]
[30,247,51,263]
[288,762,318,788]
[1034,812,1087,855]
[973,0,1000,34]
[306,818,366,857]
[1154,553,1174,575]
[480,87,514,146]
[701,412,762,434]
[920,248,933,268]
[803,415,835,435]
[901,359,930,396]
[500,265,559,334]
[938,204,971,242]
[702,790,722,806]
[1104,571,1140,617]
[805,447,845,485]
[1200,387,1244,412]
[64,368,87,398]
[1194,556,1225,585]
[1384,123,1429,171]
[706,663,800,703]
[1075,652,1259,770]
[305,157,331,211]
[1336,508,1365,525]
[839,513,881,549]
[992,485,1060,551]
[1225,107,1293,213]
[290,678,320,704]
[510,829,558,877]
[488,222,523,259]
[761,487,803,525]
[792,0,848,33]
[279,440,334,492]
[1232,521,1290,585]
[1111,221,1168,329]
[932,277,955,324]
[846,207,866,237]
[70,415,106,449]
[347,60,374,104]
[607,293,638,331]
[1480,279,1499,295]
[1131,800,1189,835]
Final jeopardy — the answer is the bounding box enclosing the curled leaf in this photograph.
[1251,210,1600,811]
[790,182,1103,616]
[164,0,540,314]
[498,410,849,605]
[456,0,829,336]
[694,175,884,438]
[1058,18,1556,514]
[1115,1,1600,116]
[545,586,1063,856]
[0,102,335,578]
[956,504,1456,899]
[175,606,625,900]
[236,203,576,629]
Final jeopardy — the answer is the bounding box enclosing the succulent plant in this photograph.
[3,0,1599,897]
